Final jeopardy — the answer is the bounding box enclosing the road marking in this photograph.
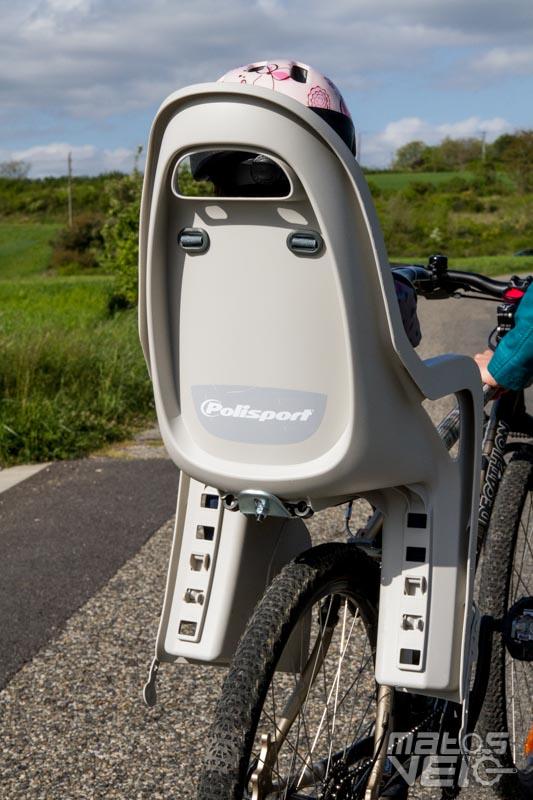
[0,463,50,494]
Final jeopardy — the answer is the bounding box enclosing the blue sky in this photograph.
[2,0,533,176]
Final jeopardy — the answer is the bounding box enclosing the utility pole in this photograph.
[480,131,487,162]
[67,152,73,227]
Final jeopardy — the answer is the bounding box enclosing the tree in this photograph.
[492,130,533,192]
[490,133,515,161]
[393,137,487,173]
[392,141,427,171]
[99,160,143,309]
[50,212,105,273]
[0,160,31,179]
[438,137,483,170]
[99,152,214,309]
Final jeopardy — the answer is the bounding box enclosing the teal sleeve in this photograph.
[488,283,533,390]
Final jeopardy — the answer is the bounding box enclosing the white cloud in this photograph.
[11,142,138,177]
[255,0,287,16]
[2,0,531,122]
[362,116,512,168]
[472,46,533,77]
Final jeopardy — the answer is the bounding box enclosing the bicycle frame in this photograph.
[479,390,533,542]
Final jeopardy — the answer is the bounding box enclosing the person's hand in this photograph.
[474,349,500,387]
[474,349,508,397]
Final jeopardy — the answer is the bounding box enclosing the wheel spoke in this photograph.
[296,600,360,789]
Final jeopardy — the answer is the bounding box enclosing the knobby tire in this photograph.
[478,446,533,799]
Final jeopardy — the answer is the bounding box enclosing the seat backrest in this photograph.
[139,82,479,508]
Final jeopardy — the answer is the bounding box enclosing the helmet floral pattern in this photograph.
[253,64,290,81]
[233,63,291,89]
[307,85,331,109]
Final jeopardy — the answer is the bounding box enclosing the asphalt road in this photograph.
[0,457,180,688]
[0,294,519,800]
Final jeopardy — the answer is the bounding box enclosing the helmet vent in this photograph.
[290,65,308,83]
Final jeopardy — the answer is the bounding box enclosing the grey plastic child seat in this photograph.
[139,83,483,701]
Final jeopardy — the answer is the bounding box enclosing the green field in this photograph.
[366,170,516,192]
[366,171,472,191]
[0,222,60,279]
[0,255,154,466]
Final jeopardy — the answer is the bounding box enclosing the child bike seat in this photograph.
[139,83,483,701]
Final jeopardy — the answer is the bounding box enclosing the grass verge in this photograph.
[0,277,154,466]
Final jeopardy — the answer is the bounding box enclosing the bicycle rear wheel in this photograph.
[478,447,533,798]
[197,542,388,800]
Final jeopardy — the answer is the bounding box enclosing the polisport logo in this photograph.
[200,399,315,423]
[192,385,327,444]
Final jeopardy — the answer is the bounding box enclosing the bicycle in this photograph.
[196,257,533,800]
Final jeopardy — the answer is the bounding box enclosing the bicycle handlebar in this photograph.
[392,256,533,350]
[391,262,512,299]
[446,270,510,297]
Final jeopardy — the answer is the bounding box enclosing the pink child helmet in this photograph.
[218,60,355,154]
[190,60,356,195]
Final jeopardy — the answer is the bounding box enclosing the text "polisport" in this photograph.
[200,400,315,423]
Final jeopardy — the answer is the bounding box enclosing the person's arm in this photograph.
[474,283,533,391]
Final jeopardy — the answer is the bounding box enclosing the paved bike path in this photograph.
[0,454,179,688]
